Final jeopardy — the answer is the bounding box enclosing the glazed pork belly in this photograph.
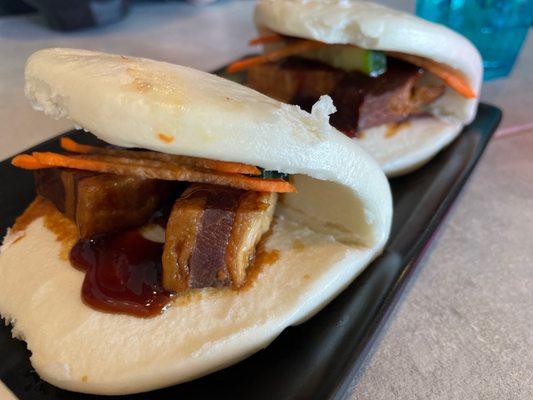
[34,168,171,238]
[162,184,277,291]
[247,58,444,136]
[30,150,281,294]
[248,57,343,107]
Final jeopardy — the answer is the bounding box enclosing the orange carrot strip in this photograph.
[249,34,283,46]
[59,137,94,154]
[226,40,327,73]
[389,52,476,99]
[30,152,295,193]
[60,137,260,176]
[11,154,51,170]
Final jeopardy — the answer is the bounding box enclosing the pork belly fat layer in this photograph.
[162,184,277,292]
[34,169,170,238]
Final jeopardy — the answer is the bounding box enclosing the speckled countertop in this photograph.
[0,1,532,399]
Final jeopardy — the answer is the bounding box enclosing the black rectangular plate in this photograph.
[0,104,501,400]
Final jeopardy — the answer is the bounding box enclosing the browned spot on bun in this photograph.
[291,239,305,251]
[157,133,174,143]
[133,78,152,93]
[12,196,78,259]
[81,375,88,382]
[124,66,151,92]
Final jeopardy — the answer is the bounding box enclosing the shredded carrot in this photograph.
[11,154,50,170]
[389,52,476,99]
[60,137,94,154]
[226,40,327,73]
[23,152,294,193]
[60,137,260,176]
[249,34,283,46]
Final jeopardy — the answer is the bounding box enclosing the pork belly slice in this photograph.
[329,59,444,135]
[34,168,171,238]
[247,57,444,136]
[162,184,277,292]
[247,57,343,108]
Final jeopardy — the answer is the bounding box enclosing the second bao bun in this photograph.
[254,0,483,176]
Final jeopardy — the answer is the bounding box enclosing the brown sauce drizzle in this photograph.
[238,233,280,292]
[255,248,280,266]
[385,120,411,138]
[291,239,306,251]
[43,207,79,259]
[13,198,173,316]
[11,197,78,258]
[14,197,279,317]
[70,230,174,317]
[11,197,52,233]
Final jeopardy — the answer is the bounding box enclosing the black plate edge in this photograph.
[329,104,502,400]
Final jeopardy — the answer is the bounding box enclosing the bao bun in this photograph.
[255,0,483,176]
[0,48,392,395]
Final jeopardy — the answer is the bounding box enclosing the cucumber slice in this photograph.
[258,168,289,181]
[301,45,386,76]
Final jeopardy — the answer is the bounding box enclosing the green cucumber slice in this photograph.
[258,168,289,181]
[301,45,386,76]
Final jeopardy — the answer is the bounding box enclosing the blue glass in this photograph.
[416,0,532,80]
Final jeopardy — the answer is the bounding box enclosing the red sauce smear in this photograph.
[69,230,173,317]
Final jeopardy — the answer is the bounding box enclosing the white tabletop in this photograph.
[1,1,532,399]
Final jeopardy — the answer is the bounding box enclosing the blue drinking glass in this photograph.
[416,0,532,80]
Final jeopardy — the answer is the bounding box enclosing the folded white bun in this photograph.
[255,0,483,176]
[0,48,392,395]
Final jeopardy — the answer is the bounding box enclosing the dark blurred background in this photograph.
[0,0,35,15]
[0,0,220,30]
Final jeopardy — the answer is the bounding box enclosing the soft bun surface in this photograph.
[0,48,392,394]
